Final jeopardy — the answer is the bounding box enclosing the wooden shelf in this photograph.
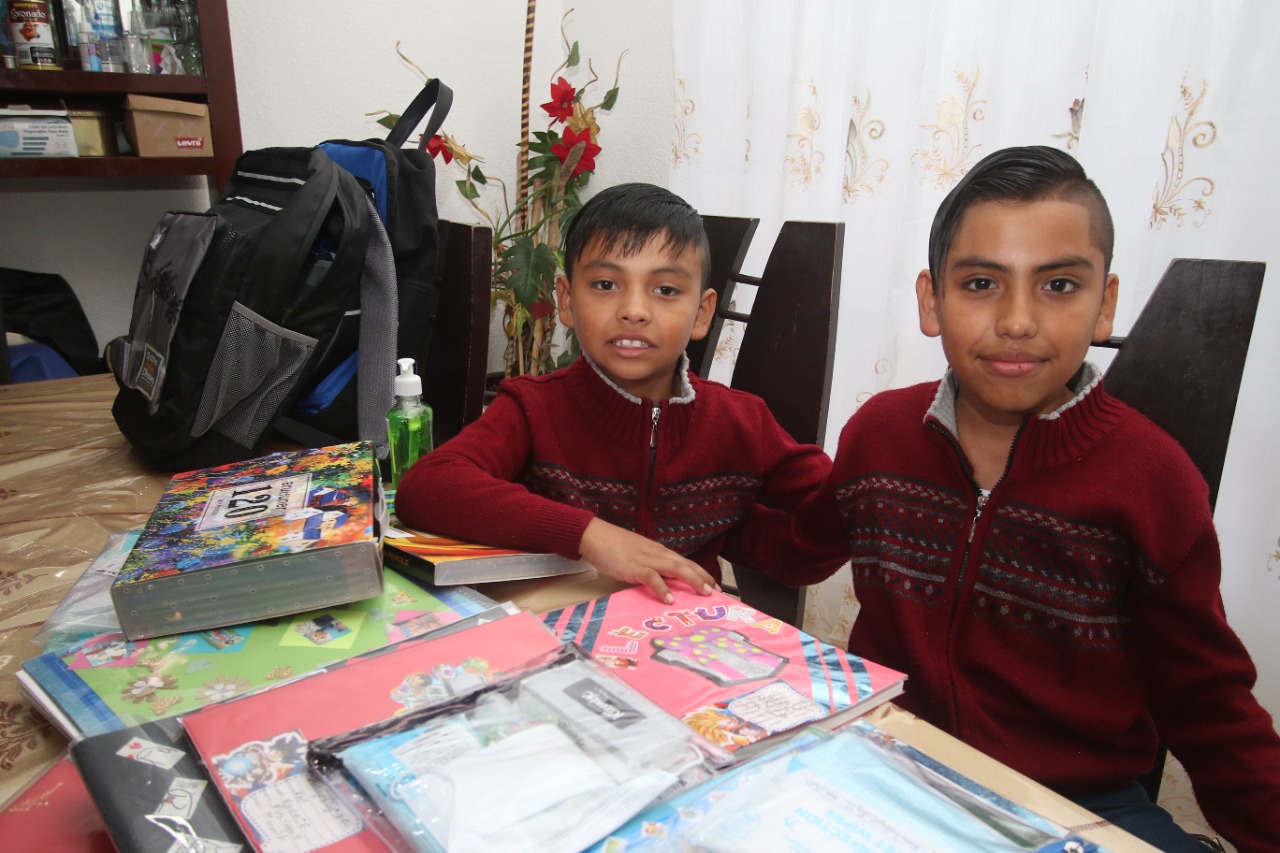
[0,155,216,180]
[0,0,241,188]
[0,68,208,97]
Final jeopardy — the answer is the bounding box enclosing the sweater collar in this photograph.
[925,362,1126,470]
[576,354,697,451]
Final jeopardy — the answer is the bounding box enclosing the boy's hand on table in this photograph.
[580,517,718,604]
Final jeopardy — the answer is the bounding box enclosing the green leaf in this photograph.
[498,237,559,307]
[567,42,580,67]
[377,113,400,130]
[601,87,619,110]
[471,166,487,185]
[455,179,480,200]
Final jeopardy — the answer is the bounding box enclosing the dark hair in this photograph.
[927,146,1114,287]
[562,182,711,290]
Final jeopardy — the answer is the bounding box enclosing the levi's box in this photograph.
[0,103,78,158]
[123,94,213,157]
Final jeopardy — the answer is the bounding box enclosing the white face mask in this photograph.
[337,660,706,853]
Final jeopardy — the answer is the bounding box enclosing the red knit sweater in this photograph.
[784,369,1280,851]
[395,357,835,580]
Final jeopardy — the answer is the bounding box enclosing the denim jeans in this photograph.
[1071,783,1213,852]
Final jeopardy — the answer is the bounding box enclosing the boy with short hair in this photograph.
[395,182,837,603]
[780,146,1280,850]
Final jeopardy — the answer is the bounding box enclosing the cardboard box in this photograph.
[68,109,119,157]
[123,94,213,158]
[0,103,78,158]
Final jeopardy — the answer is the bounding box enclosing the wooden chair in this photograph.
[424,220,493,445]
[1095,257,1266,801]
[693,216,846,626]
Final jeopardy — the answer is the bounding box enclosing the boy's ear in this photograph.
[555,274,575,329]
[915,270,942,337]
[689,288,718,341]
[1092,273,1120,343]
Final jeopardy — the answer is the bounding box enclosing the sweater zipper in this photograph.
[928,418,1023,733]
[638,404,661,537]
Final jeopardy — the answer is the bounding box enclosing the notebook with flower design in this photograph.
[18,568,496,739]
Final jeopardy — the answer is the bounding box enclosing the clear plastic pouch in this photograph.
[588,722,1099,853]
[32,529,139,652]
[307,644,723,853]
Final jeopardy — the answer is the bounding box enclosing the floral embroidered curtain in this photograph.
[671,0,1280,721]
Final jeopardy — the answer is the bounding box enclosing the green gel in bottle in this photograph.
[387,357,433,489]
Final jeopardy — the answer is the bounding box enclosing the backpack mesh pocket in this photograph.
[192,302,318,447]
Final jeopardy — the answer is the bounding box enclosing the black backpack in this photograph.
[276,79,454,448]
[107,80,454,472]
[107,145,397,472]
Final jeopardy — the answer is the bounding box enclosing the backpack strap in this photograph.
[386,79,454,150]
[232,149,349,311]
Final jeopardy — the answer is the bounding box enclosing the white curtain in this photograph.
[671,0,1280,734]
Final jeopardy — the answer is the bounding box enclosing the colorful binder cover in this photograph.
[543,585,907,756]
[19,568,495,739]
[111,442,385,640]
[181,611,565,853]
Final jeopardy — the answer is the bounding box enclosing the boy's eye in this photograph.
[654,284,681,297]
[961,277,997,292]
[1043,278,1080,294]
[590,279,618,292]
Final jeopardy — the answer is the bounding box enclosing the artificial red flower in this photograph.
[426,134,453,164]
[551,126,602,178]
[541,77,576,123]
[530,300,555,321]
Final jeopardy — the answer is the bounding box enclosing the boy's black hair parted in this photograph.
[927,145,1115,286]
[563,182,712,291]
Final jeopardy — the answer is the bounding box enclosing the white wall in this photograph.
[0,0,673,349]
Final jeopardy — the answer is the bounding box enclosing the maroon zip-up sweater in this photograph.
[395,356,835,580]
[781,366,1280,851]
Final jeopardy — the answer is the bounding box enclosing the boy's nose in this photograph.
[619,291,651,323]
[995,290,1036,338]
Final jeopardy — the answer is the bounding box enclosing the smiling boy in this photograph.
[395,183,837,603]
[778,147,1280,850]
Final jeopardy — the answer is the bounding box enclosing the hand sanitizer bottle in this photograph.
[387,358,433,489]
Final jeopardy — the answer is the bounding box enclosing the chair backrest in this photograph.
[1097,258,1265,509]
[423,219,493,446]
[1095,257,1264,803]
[697,216,846,626]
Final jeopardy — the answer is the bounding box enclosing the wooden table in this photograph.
[0,375,1155,850]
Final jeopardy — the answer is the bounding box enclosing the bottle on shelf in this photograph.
[122,0,150,73]
[387,358,434,490]
[9,0,62,70]
[76,18,101,70]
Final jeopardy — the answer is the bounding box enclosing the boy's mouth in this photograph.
[983,352,1044,377]
[612,338,654,350]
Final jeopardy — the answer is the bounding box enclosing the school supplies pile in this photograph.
[305,642,723,853]
[543,584,907,757]
[18,568,497,740]
[109,442,386,640]
[586,723,1099,853]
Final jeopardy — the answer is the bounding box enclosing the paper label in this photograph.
[198,474,311,531]
[241,773,362,853]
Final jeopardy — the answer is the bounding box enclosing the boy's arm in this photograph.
[395,392,592,557]
[1135,521,1280,852]
[395,393,717,603]
[722,407,851,582]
